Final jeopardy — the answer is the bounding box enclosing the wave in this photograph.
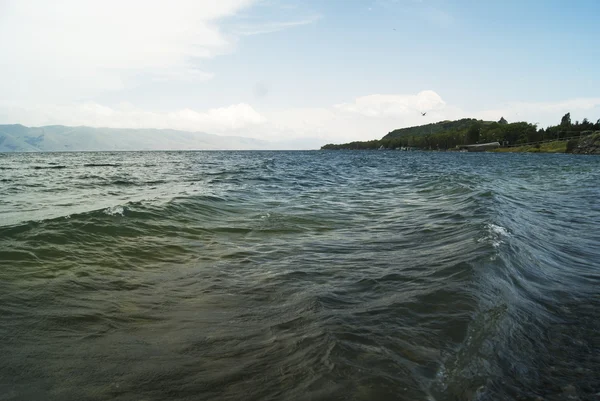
[1,151,599,400]
[32,165,68,169]
[0,192,229,230]
[83,163,121,167]
[424,182,600,399]
[111,179,137,186]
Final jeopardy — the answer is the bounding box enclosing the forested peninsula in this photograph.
[321,113,600,154]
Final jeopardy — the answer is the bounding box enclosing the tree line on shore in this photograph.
[321,113,600,150]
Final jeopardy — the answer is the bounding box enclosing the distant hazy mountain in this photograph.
[0,124,320,152]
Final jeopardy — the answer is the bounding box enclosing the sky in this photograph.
[1,0,599,147]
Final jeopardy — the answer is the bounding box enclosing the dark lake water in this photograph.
[1,151,599,401]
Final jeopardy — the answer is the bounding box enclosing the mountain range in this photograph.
[0,124,321,152]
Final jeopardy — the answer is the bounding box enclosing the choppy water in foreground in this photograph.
[1,151,599,401]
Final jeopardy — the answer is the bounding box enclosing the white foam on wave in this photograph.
[478,223,510,248]
[486,223,509,238]
[104,205,125,216]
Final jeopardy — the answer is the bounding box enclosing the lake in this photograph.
[1,150,599,400]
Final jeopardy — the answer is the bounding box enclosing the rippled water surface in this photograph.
[1,151,599,401]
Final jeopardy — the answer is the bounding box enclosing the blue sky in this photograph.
[213,0,600,108]
[1,0,599,147]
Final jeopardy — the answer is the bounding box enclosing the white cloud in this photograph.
[473,98,600,127]
[1,102,266,134]
[149,68,216,83]
[2,91,599,148]
[262,92,600,144]
[233,15,322,35]
[0,0,256,101]
[335,90,447,117]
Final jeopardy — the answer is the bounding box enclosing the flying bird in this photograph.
[421,112,427,116]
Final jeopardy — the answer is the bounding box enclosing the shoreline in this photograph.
[322,133,600,155]
[493,133,600,154]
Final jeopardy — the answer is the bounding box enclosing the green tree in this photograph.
[498,117,508,125]
[580,118,593,131]
[466,123,481,144]
[560,112,571,127]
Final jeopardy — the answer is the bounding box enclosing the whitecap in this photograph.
[104,205,125,216]
[486,223,509,238]
[478,223,510,248]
